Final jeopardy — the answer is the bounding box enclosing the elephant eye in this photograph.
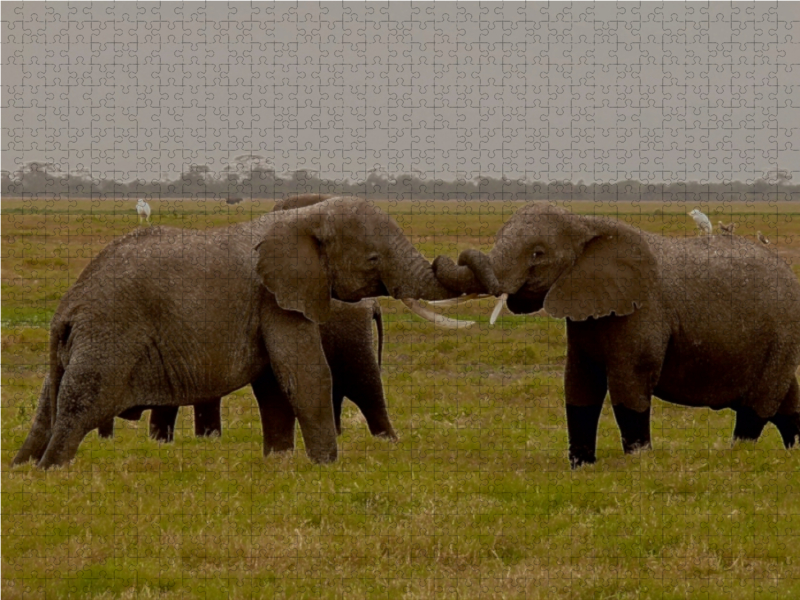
[367,253,380,263]
[532,250,544,260]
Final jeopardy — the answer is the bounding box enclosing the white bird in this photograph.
[757,231,770,245]
[688,209,712,235]
[136,198,151,225]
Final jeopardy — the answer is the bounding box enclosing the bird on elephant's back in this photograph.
[433,201,800,468]
[14,196,465,469]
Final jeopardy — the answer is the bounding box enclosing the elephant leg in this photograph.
[606,358,657,457]
[340,373,397,440]
[251,369,296,455]
[38,365,117,469]
[770,379,800,448]
[12,376,53,466]
[733,406,768,442]
[564,349,608,468]
[263,313,337,464]
[149,406,179,442]
[97,418,115,438]
[333,388,344,435]
[193,398,222,438]
[612,405,652,454]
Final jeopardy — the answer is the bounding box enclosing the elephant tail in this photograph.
[48,320,70,428]
[372,301,383,369]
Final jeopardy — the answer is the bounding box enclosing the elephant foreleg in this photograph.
[332,389,344,435]
[612,404,652,454]
[252,369,296,455]
[264,312,338,464]
[564,349,608,468]
[193,398,222,438]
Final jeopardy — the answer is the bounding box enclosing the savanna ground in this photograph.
[2,197,799,599]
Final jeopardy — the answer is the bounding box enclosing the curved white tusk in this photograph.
[401,299,475,329]
[426,293,494,307]
[489,293,508,325]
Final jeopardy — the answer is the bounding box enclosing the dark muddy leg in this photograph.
[149,406,180,442]
[193,398,222,437]
[733,406,768,443]
[565,349,608,469]
[612,405,652,454]
[97,418,115,439]
[12,377,53,466]
[251,369,296,455]
[770,379,800,448]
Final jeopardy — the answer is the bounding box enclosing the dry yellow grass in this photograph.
[2,198,799,599]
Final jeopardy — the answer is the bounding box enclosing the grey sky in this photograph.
[3,2,799,184]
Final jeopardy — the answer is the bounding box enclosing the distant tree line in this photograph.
[3,160,798,202]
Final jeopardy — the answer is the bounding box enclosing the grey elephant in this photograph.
[96,194,395,444]
[434,202,800,467]
[14,197,459,469]
[104,298,392,443]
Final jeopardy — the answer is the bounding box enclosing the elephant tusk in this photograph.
[401,299,476,329]
[425,293,494,307]
[489,294,508,325]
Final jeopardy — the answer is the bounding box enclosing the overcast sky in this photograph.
[3,2,799,184]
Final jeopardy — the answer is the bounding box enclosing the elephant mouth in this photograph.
[505,288,547,315]
[334,280,390,302]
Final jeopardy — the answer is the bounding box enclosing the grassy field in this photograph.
[2,197,800,599]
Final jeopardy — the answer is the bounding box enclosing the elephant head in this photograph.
[256,196,461,323]
[433,202,658,321]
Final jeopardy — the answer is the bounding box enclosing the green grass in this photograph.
[3,199,800,599]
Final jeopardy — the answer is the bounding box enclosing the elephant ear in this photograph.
[544,227,657,321]
[255,218,331,324]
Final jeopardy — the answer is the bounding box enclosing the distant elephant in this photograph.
[434,202,800,467]
[99,298,392,443]
[14,197,459,469]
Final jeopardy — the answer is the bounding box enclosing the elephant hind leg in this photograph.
[733,406,768,443]
[150,406,179,442]
[37,365,118,469]
[12,376,53,466]
[193,398,222,438]
[252,369,296,455]
[770,379,800,448]
[97,418,115,438]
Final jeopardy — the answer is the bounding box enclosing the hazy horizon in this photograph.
[3,2,799,184]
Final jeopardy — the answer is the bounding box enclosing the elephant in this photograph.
[433,202,800,467]
[14,196,460,469]
[98,298,392,443]
[96,193,395,445]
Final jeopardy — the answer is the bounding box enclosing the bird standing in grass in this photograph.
[718,221,736,235]
[757,231,770,245]
[136,198,151,225]
[689,209,712,235]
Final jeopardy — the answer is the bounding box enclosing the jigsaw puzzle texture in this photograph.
[3,3,800,598]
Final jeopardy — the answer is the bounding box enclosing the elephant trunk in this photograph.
[433,249,503,296]
[386,235,462,302]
